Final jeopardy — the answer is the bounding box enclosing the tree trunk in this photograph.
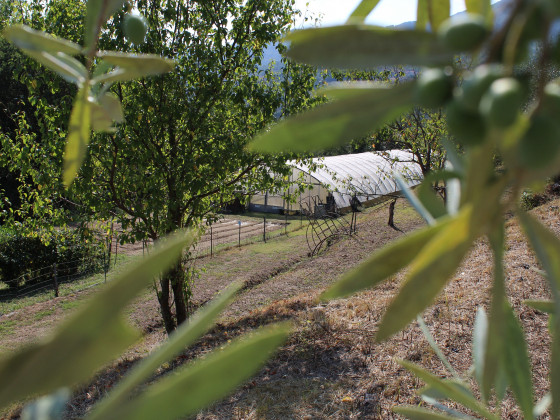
[170,259,188,325]
[157,276,176,334]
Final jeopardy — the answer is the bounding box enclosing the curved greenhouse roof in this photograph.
[291,150,423,209]
[248,150,423,214]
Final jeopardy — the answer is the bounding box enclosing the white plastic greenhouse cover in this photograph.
[291,150,423,209]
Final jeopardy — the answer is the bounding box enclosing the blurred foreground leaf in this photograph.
[321,217,452,300]
[85,0,125,48]
[503,302,534,419]
[0,231,194,409]
[285,26,453,69]
[96,52,175,77]
[103,323,291,420]
[472,307,488,394]
[519,212,560,417]
[400,360,498,419]
[87,282,241,420]
[250,82,414,153]
[90,93,124,132]
[524,300,555,313]
[21,389,70,420]
[63,87,91,187]
[393,405,456,419]
[346,0,382,24]
[427,0,450,31]
[377,206,473,341]
[481,225,507,401]
[23,51,87,85]
[3,25,82,55]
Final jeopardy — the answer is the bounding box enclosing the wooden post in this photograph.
[388,199,397,228]
[53,263,58,298]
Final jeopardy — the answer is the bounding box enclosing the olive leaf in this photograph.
[518,211,560,417]
[285,25,453,69]
[0,231,193,409]
[63,87,91,187]
[416,0,429,30]
[90,93,124,132]
[321,217,452,300]
[3,25,82,55]
[377,206,473,341]
[100,323,291,420]
[393,406,457,419]
[346,0,382,24]
[503,301,535,419]
[427,0,450,31]
[399,360,499,419]
[85,0,126,49]
[96,51,175,76]
[21,51,86,85]
[87,282,241,420]
[250,82,414,153]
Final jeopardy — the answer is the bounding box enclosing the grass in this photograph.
[0,320,16,337]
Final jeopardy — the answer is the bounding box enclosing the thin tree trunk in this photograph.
[157,276,175,334]
[170,260,188,325]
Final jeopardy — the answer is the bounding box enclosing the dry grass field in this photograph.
[0,197,557,419]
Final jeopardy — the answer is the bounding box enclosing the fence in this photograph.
[0,215,308,315]
[0,242,112,315]
[191,214,307,258]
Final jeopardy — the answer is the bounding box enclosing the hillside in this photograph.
[0,197,555,418]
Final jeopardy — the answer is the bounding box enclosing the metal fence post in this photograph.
[238,220,241,247]
[263,217,266,243]
[210,226,213,257]
[285,214,288,235]
[53,263,58,298]
[114,239,118,267]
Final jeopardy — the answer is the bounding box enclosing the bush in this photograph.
[0,228,104,290]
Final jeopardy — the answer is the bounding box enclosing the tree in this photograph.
[0,0,84,232]
[64,0,321,333]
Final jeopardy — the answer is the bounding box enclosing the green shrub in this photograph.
[0,229,104,290]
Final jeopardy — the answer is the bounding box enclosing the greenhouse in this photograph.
[248,150,424,215]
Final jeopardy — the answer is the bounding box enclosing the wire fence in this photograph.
[191,214,308,258]
[0,215,308,316]
[0,244,110,315]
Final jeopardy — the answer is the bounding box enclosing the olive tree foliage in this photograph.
[251,0,560,418]
[73,0,320,333]
[2,0,321,333]
[0,0,82,234]
[0,1,292,418]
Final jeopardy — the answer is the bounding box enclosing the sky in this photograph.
[293,0,474,27]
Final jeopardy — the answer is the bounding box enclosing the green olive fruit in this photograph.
[540,82,560,117]
[124,13,148,45]
[479,78,523,128]
[519,115,560,169]
[415,68,453,108]
[438,14,488,52]
[459,64,504,112]
[445,101,486,146]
